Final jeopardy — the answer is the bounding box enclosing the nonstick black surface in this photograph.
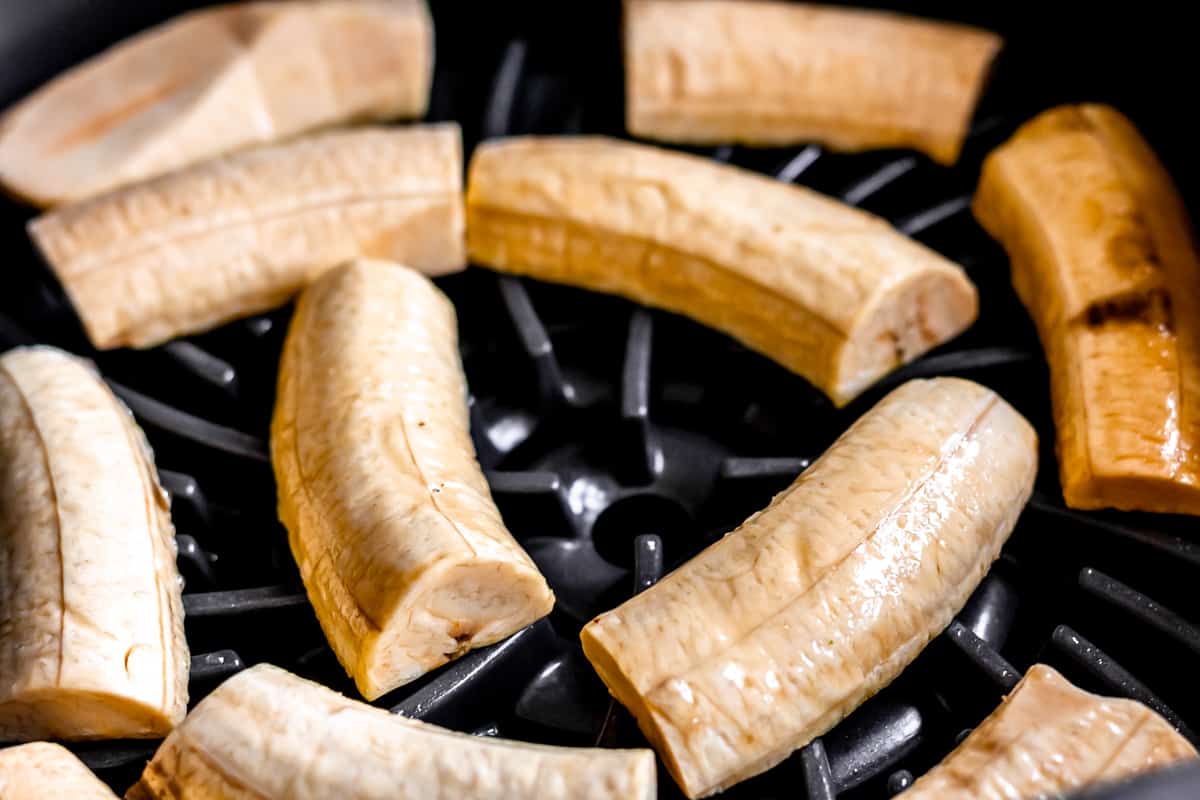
[1,2,1199,798]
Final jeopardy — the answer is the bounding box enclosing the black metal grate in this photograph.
[2,15,1200,800]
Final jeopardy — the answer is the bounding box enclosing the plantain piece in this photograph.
[624,0,1002,165]
[0,346,188,741]
[272,260,555,700]
[974,104,1200,515]
[466,137,977,407]
[0,742,120,799]
[0,0,433,207]
[581,377,1036,798]
[127,663,655,800]
[905,664,1197,798]
[29,124,465,350]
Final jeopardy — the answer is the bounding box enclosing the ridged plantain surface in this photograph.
[581,377,1036,797]
[0,347,188,741]
[466,136,977,406]
[0,0,433,207]
[272,260,555,701]
[974,104,1200,515]
[126,663,656,800]
[29,124,465,350]
[0,742,120,799]
[624,0,1002,165]
[905,664,1197,798]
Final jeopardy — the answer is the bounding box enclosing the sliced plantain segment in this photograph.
[272,260,555,700]
[0,0,433,207]
[0,346,188,741]
[0,742,119,799]
[466,136,977,407]
[127,663,656,800]
[581,377,1037,798]
[905,664,1197,798]
[974,104,1200,514]
[624,0,1002,165]
[29,124,465,350]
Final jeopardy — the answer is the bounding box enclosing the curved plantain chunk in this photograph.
[974,104,1200,515]
[0,742,119,799]
[29,124,465,350]
[0,0,433,207]
[581,377,1037,798]
[466,137,977,407]
[625,0,1001,165]
[905,664,1197,798]
[272,260,555,700]
[0,347,188,741]
[126,663,656,800]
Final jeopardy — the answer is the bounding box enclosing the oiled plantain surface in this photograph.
[467,136,977,406]
[0,742,120,799]
[0,347,188,741]
[905,664,1197,798]
[581,377,1036,798]
[0,0,433,206]
[272,260,555,701]
[30,124,465,350]
[625,0,1001,165]
[126,664,656,800]
[975,104,1200,515]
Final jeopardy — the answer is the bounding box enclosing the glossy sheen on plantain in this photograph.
[975,105,1200,515]
[0,347,188,741]
[272,261,555,701]
[625,0,1001,165]
[0,0,433,207]
[906,664,1196,798]
[126,664,656,800]
[29,124,465,350]
[0,742,119,799]
[581,378,1037,798]
[466,137,978,407]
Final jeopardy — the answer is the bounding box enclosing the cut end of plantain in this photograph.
[0,0,434,207]
[272,261,554,701]
[28,124,466,350]
[0,742,120,799]
[975,104,1200,515]
[624,0,1002,165]
[0,346,188,741]
[127,663,656,800]
[466,136,977,408]
[905,664,1197,798]
[582,377,1036,797]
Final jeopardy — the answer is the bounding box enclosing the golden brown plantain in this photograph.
[0,742,119,799]
[126,664,656,800]
[0,0,433,207]
[974,104,1200,515]
[624,0,1002,165]
[581,378,1037,797]
[905,664,1197,798]
[0,347,188,741]
[466,136,977,407]
[272,260,555,700]
[29,124,465,350]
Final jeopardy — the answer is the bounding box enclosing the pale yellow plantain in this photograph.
[0,742,120,799]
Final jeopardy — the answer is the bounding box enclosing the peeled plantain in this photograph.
[581,377,1037,798]
[975,105,1200,515]
[906,664,1197,798]
[127,663,656,800]
[466,137,977,407]
[29,124,465,350]
[0,742,119,799]
[0,0,433,207]
[624,0,1002,165]
[0,347,188,741]
[272,260,555,700]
